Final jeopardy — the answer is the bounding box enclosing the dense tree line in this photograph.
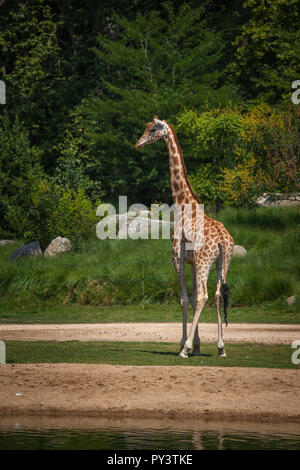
[0,0,299,246]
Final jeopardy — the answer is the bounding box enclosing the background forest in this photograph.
[0,0,300,249]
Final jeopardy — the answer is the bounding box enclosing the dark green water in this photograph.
[0,417,300,450]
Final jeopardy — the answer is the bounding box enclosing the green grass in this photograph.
[0,206,300,320]
[5,340,298,369]
[0,301,299,324]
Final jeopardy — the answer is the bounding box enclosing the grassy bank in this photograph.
[5,340,298,369]
[0,302,298,324]
[0,206,299,321]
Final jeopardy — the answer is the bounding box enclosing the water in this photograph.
[0,416,300,450]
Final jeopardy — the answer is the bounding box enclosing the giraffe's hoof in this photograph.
[192,348,202,356]
[179,350,189,359]
[218,347,226,358]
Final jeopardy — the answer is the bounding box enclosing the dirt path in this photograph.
[1,323,299,423]
[0,322,299,344]
[1,363,299,423]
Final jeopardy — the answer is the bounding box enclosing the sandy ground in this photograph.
[0,363,299,423]
[0,322,299,423]
[1,322,300,344]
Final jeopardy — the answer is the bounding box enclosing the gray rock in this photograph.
[127,209,150,218]
[0,240,14,246]
[286,295,299,306]
[44,237,71,257]
[255,193,300,207]
[233,245,247,257]
[117,215,173,239]
[10,242,42,261]
[97,211,174,240]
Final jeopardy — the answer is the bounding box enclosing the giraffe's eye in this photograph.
[150,126,157,134]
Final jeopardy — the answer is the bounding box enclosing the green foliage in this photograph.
[55,109,99,200]
[0,114,43,238]
[177,107,245,206]
[230,0,300,103]
[188,164,222,206]
[178,104,300,207]
[47,187,99,250]
[55,3,238,206]
[0,0,64,162]
[4,175,98,250]
[0,0,300,247]
[177,108,244,167]
[0,113,98,248]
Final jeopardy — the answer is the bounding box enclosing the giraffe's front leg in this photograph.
[180,275,208,359]
[172,243,190,357]
[179,338,193,358]
[179,291,189,354]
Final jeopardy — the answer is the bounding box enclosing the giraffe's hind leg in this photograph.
[216,253,226,357]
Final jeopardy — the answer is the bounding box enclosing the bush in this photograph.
[0,114,43,239]
[178,104,300,207]
[2,172,99,250]
[47,187,99,250]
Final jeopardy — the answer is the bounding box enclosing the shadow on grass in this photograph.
[140,349,212,358]
[139,350,178,357]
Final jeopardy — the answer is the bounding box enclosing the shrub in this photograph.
[178,104,300,207]
[47,187,99,250]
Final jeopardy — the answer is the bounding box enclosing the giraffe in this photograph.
[135,115,234,358]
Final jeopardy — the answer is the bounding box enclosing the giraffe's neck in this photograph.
[165,125,199,206]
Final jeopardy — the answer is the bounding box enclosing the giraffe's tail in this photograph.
[220,281,229,327]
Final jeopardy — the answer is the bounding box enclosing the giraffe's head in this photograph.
[135,115,168,149]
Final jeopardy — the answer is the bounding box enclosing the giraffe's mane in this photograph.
[166,121,201,204]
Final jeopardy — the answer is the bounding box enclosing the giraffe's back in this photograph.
[184,214,234,268]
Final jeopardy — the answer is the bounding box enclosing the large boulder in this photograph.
[44,237,71,257]
[10,242,42,261]
[117,214,173,239]
[122,217,172,239]
[233,245,247,257]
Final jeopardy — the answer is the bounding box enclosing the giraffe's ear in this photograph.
[154,118,165,130]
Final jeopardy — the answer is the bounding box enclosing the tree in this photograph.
[177,104,300,207]
[56,3,239,206]
[0,113,43,237]
[230,0,300,103]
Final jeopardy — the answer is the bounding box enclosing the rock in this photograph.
[233,245,247,257]
[0,240,14,246]
[117,215,173,239]
[255,193,300,207]
[286,295,299,306]
[10,242,42,261]
[44,237,71,257]
[97,210,174,240]
[126,217,172,239]
[127,209,150,218]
